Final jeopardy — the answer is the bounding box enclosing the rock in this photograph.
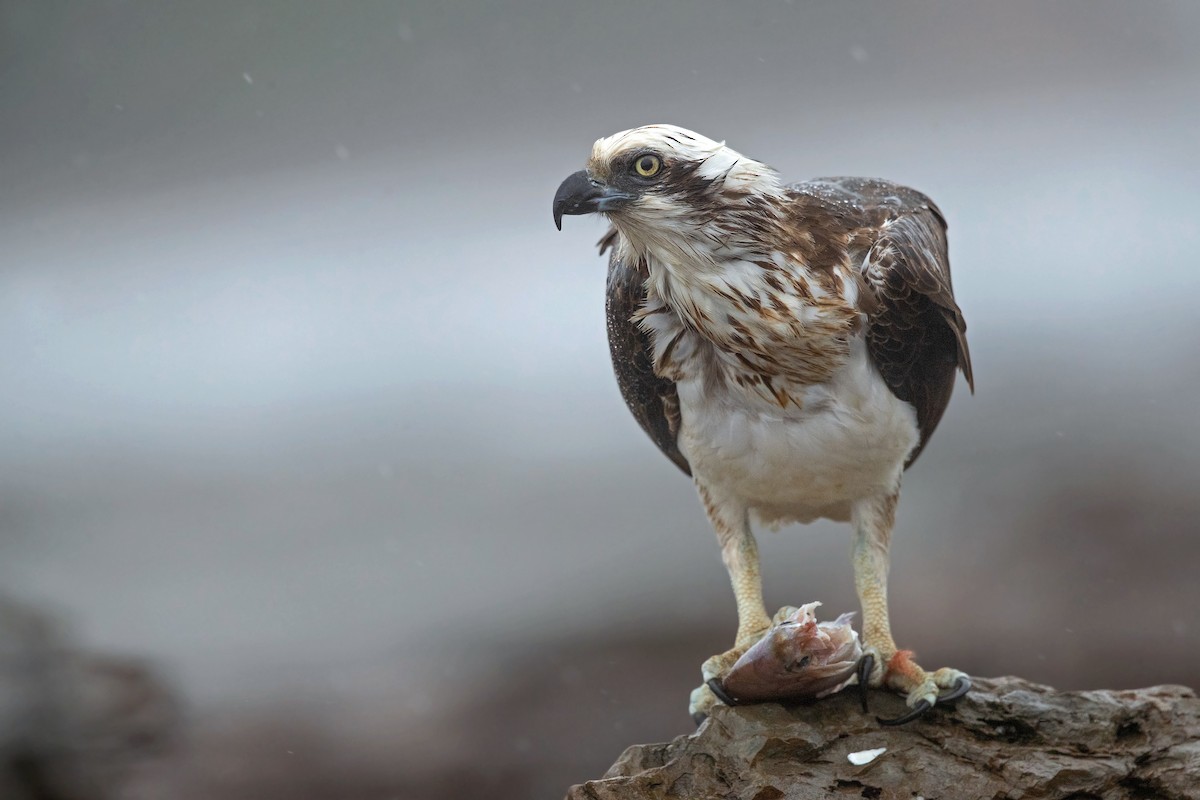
[566,676,1200,800]
[0,597,179,800]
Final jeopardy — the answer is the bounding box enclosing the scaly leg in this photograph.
[852,492,970,725]
[689,482,772,721]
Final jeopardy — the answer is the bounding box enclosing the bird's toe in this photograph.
[706,676,740,707]
[690,630,770,718]
[857,646,887,687]
[934,669,971,702]
[869,650,971,726]
[689,682,718,724]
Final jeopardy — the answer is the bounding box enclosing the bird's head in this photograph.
[553,125,784,257]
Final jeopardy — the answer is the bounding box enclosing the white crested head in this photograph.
[587,124,781,195]
[568,125,786,265]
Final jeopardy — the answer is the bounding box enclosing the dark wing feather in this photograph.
[793,178,973,466]
[600,228,691,476]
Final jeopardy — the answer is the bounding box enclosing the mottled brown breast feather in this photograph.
[790,178,974,466]
[600,229,691,476]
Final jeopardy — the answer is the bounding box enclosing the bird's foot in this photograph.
[689,623,772,723]
[855,647,970,726]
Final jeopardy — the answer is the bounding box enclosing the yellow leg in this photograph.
[690,482,771,718]
[852,491,970,722]
[852,493,899,662]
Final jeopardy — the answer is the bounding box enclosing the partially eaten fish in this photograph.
[716,602,862,703]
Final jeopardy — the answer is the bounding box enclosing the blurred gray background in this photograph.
[2,1,1199,798]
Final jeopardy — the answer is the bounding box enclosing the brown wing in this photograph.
[600,228,691,476]
[793,178,974,466]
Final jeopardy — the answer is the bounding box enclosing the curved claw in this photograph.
[877,698,932,726]
[938,675,972,703]
[706,677,741,707]
[691,710,707,726]
[856,654,874,713]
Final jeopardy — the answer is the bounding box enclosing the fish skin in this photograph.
[721,602,862,703]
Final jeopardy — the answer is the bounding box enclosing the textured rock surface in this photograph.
[566,677,1200,800]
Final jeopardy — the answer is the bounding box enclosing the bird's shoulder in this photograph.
[787,177,945,223]
[784,177,945,251]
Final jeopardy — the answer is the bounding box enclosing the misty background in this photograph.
[2,2,1199,798]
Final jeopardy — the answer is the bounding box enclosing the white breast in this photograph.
[676,336,919,526]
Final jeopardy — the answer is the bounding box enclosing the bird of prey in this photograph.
[553,125,974,725]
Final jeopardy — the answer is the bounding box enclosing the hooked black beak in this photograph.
[552,170,632,230]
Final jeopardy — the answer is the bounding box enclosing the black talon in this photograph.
[856,654,874,713]
[877,698,932,726]
[692,711,707,726]
[706,677,740,707]
[938,675,972,703]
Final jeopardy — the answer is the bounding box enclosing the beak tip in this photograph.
[553,169,598,231]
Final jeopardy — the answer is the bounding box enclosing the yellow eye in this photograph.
[633,154,661,177]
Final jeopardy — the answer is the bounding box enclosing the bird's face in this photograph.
[552,125,782,243]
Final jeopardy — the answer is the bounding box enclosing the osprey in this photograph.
[553,125,974,725]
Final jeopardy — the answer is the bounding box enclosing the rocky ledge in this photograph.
[566,676,1199,799]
